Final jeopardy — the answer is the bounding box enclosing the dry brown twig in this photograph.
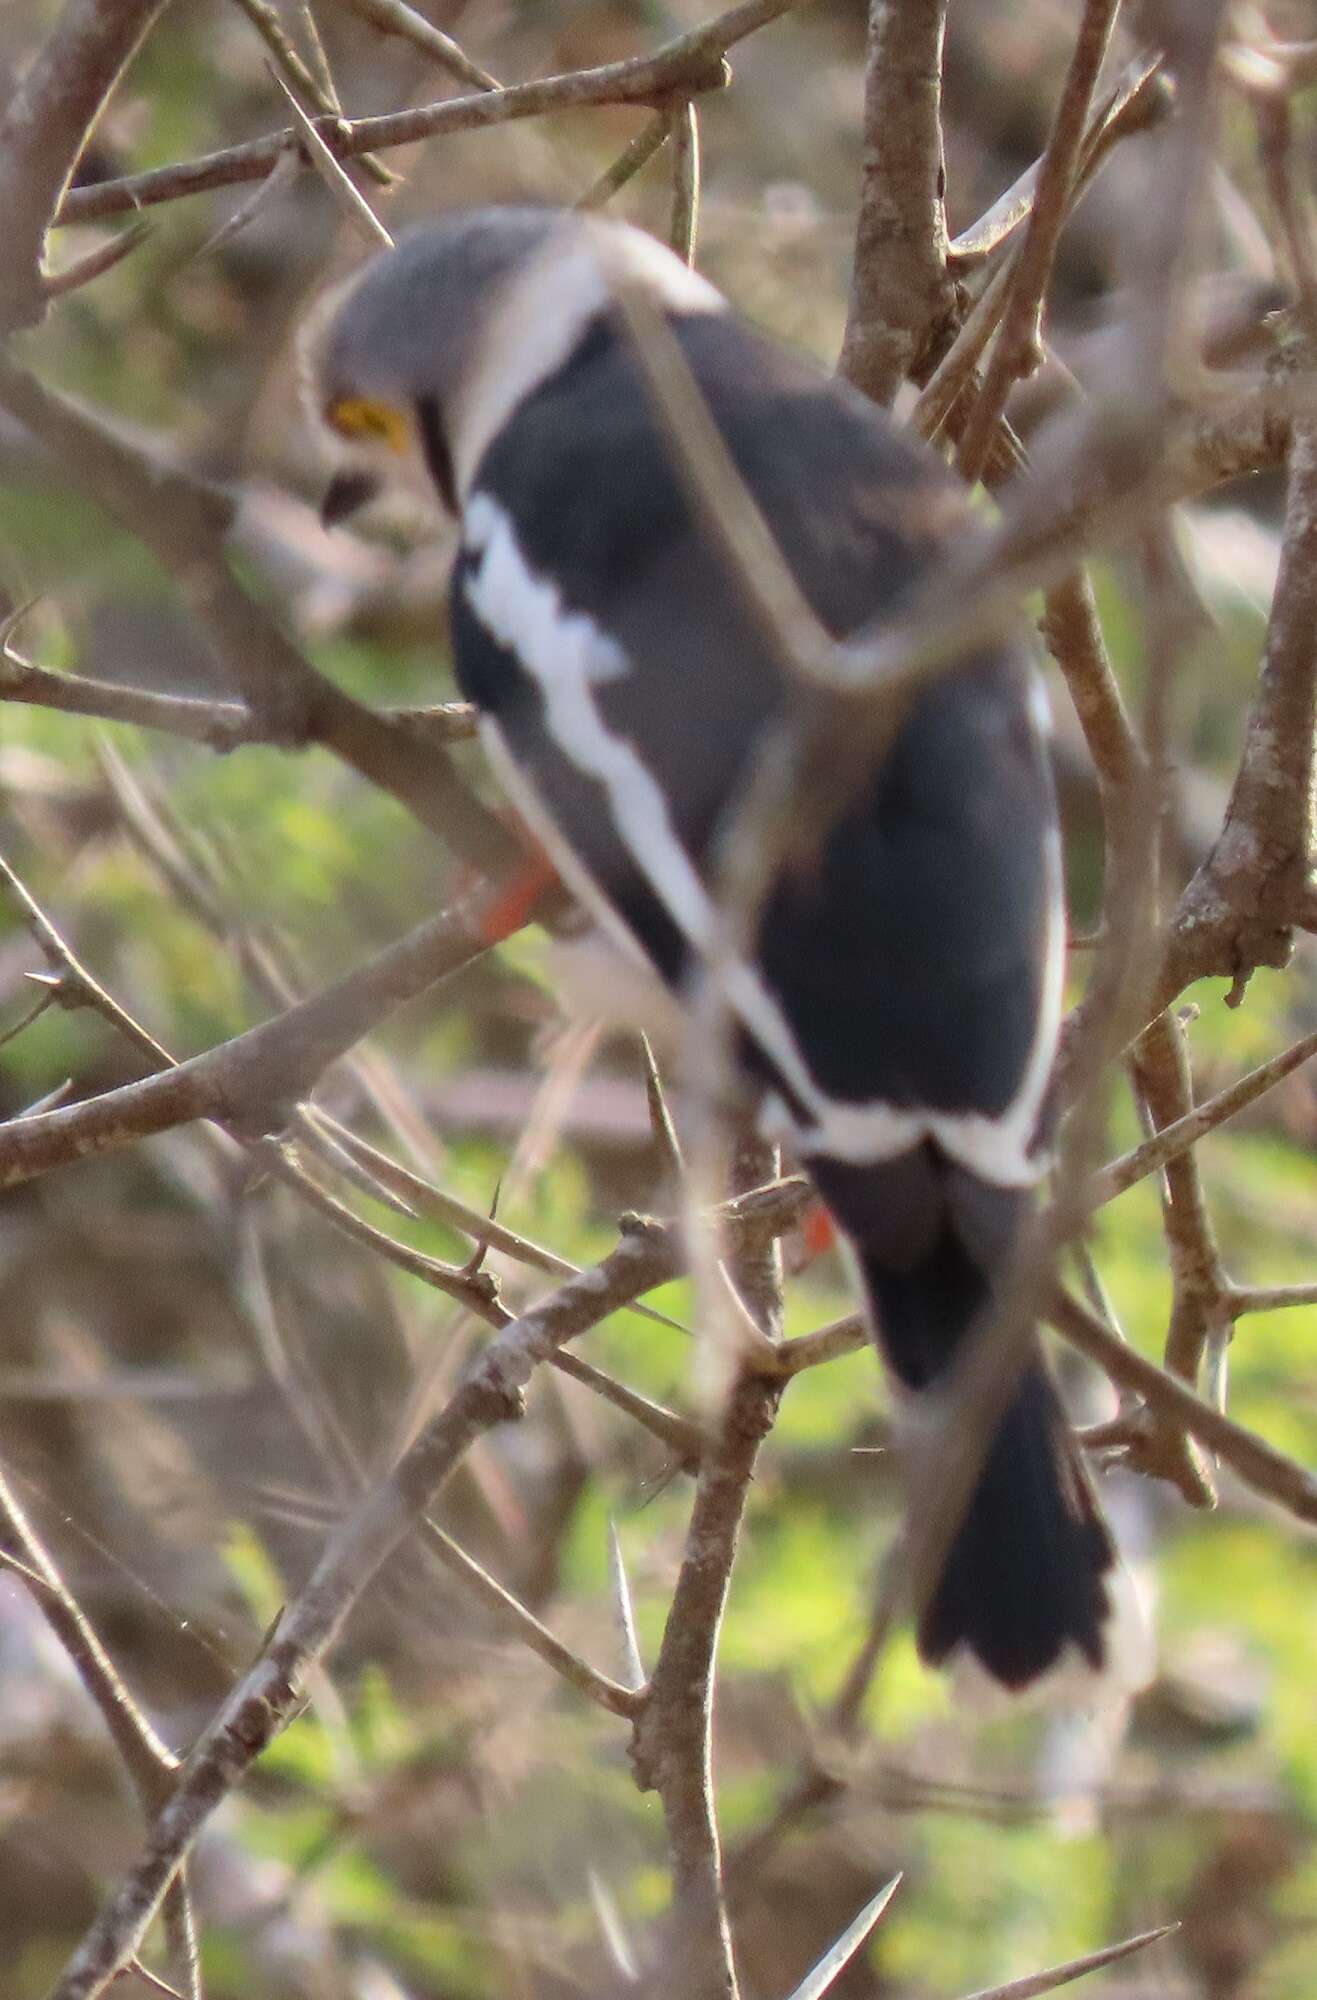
[0,879,493,1191]
[43,1176,809,2000]
[1126,1012,1233,1500]
[52,0,801,228]
[839,0,957,406]
[1157,365,1317,1006]
[628,1124,786,2000]
[3,0,1316,1991]
[0,0,169,332]
[0,1466,201,2000]
[231,0,392,186]
[0,353,523,879]
[954,0,1122,483]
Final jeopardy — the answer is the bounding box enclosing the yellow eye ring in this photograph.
[326,395,410,452]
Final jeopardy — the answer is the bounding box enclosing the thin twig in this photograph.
[0,352,523,878]
[1101,1022,1316,1213]
[956,0,1122,483]
[1048,1287,1317,1523]
[669,99,701,266]
[630,1368,782,2000]
[56,0,801,226]
[552,1351,703,1468]
[0,847,175,1070]
[0,629,259,746]
[46,1208,777,2000]
[0,1462,201,2000]
[419,1518,643,1717]
[579,116,670,209]
[43,217,154,297]
[0,1465,177,1802]
[1127,1013,1229,1502]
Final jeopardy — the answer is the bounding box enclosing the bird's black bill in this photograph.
[416,396,458,514]
[320,469,380,527]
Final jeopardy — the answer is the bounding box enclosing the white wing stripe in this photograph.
[460,493,1057,1184]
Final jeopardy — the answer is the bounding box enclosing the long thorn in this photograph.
[955,1923,1178,2000]
[781,1875,903,2000]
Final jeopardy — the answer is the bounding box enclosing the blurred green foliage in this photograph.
[1,1,1315,1995]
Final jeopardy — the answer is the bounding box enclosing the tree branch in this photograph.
[0,1461,200,1998]
[419,1518,643,1718]
[0,899,491,1191]
[1127,1012,1230,1505]
[1158,369,1317,1006]
[838,0,955,406]
[956,0,1121,482]
[0,1463,177,1804]
[46,1183,814,2000]
[1048,1287,1317,1524]
[0,353,522,876]
[1090,1026,1317,1204]
[0,0,169,332]
[629,1368,781,2000]
[55,0,800,226]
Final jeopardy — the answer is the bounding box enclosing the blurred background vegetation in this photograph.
[0,1,1315,1995]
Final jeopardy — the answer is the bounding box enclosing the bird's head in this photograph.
[300,206,560,525]
[300,204,723,526]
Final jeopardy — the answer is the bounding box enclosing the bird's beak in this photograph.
[320,469,380,527]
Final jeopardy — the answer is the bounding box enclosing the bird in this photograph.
[302,205,1136,1696]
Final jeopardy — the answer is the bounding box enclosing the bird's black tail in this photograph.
[812,1151,1117,1692]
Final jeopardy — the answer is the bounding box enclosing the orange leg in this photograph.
[475,841,561,945]
[799,1199,837,1263]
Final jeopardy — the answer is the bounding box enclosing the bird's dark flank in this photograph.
[306,207,1133,1695]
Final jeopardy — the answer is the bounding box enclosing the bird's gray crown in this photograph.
[314,206,563,414]
[305,204,726,511]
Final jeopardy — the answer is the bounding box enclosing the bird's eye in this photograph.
[325,395,409,452]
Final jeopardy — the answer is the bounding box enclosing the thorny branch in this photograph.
[1157,369,1317,1006]
[53,0,801,226]
[45,1187,806,2000]
[0,1464,201,2000]
[630,1366,782,2000]
[955,0,1121,483]
[0,895,492,1190]
[2,0,1316,1991]
[1048,1287,1317,1527]
[1127,1012,1231,1504]
[0,0,170,333]
[0,352,523,879]
[626,1126,785,2000]
[839,0,956,406]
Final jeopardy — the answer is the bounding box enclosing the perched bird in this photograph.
[303,206,1131,1695]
